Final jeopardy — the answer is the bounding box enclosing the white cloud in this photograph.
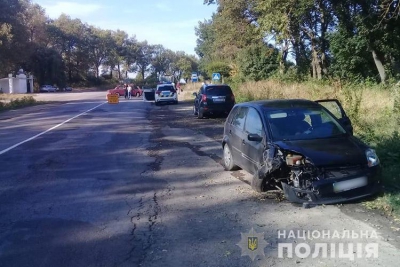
[42,1,102,18]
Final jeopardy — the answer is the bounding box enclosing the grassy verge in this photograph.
[0,95,42,112]
[233,79,400,216]
[179,82,202,101]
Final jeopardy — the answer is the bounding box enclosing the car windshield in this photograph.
[206,86,232,96]
[264,106,347,141]
[157,85,175,92]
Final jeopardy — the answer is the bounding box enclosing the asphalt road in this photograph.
[0,91,399,267]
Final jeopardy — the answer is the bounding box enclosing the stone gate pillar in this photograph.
[8,74,13,94]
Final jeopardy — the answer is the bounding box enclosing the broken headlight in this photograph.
[366,149,379,167]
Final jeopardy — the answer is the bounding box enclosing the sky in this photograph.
[33,0,217,56]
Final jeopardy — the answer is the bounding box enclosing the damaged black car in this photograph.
[222,99,382,205]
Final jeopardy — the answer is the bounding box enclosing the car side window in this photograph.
[227,106,239,124]
[232,107,248,130]
[244,108,263,136]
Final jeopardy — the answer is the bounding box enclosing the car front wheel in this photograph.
[223,144,237,171]
[251,173,266,192]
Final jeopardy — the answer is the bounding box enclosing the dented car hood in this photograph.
[274,136,368,167]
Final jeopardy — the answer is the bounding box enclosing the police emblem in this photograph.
[237,228,268,261]
[248,237,258,251]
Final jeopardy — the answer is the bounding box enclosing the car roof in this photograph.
[236,99,321,110]
[203,84,230,87]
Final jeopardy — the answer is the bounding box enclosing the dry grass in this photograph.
[235,80,396,138]
[179,82,202,101]
[0,95,39,112]
[0,93,37,101]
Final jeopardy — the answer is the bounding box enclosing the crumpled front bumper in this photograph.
[282,166,382,205]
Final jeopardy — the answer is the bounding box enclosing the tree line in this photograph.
[0,0,198,88]
[196,0,400,84]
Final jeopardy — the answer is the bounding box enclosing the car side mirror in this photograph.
[248,134,263,142]
[345,124,353,135]
[192,92,197,97]
[339,116,353,135]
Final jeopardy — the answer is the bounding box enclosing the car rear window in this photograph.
[206,86,232,96]
[157,85,175,92]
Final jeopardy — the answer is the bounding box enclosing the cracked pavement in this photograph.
[0,91,400,266]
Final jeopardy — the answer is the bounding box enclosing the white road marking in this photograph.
[63,101,106,105]
[0,102,107,156]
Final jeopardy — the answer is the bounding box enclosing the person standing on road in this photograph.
[127,84,132,99]
[124,84,128,99]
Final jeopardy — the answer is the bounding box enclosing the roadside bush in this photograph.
[0,96,37,112]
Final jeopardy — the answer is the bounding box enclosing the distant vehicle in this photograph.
[107,85,126,97]
[132,86,143,97]
[222,99,381,205]
[108,85,142,97]
[191,72,199,83]
[64,87,73,91]
[40,85,56,92]
[154,83,178,105]
[192,84,235,119]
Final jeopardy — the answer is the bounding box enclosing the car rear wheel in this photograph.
[136,93,140,97]
[197,108,204,119]
[223,144,237,171]
[115,93,120,97]
[193,106,198,116]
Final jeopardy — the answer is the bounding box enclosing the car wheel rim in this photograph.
[224,146,231,167]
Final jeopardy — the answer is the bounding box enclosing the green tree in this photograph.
[205,61,231,79]
[29,46,66,86]
[104,30,128,79]
[134,41,154,80]
[151,45,174,78]
[86,27,114,78]
[237,43,279,81]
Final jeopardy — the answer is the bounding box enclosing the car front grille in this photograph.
[322,165,365,179]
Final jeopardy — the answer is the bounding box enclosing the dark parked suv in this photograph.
[192,84,235,119]
[222,99,381,205]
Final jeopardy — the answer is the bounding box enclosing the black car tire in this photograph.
[197,108,204,119]
[223,144,237,171]
[155,101,160,106]
[174,100,178,105]
[251,172,266,193]
[193,105,198,116]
